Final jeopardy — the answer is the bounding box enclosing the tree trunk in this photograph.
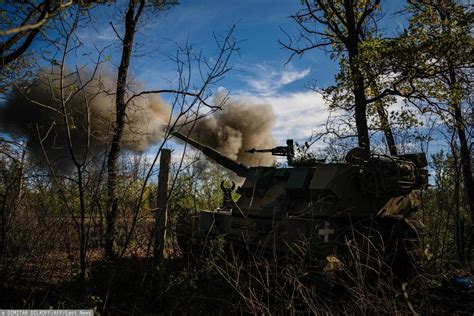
[375,102,398,155]
[453,102,474,227]
[154,149,171,280]
[353,85,370,153]
[78,169,87,284]
[105,0,144,259]
[447,63,474,238]
[345,0,370,155]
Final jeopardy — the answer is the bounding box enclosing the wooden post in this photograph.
[154,149,171,278]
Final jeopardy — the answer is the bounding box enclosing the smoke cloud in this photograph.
[0,69,276,172]
[0,68,171,170]
[185,92,276,167]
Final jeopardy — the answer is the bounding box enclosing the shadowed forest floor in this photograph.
[1,253,474,315]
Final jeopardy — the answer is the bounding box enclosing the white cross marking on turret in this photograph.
[318,221,335,242]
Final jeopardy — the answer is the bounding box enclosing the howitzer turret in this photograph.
[173,131,250,177]
[175,133,428,278]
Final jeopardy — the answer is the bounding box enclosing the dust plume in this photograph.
[0,68,171,170]
[182,92,276,168]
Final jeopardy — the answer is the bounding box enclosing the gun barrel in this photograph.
[246,148,273,154]
[172,132,250,177]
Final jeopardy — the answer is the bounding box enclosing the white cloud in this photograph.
[236,90,330,144]
[241,64,311,97]
[279,68,311,85]
[77,23,117,45]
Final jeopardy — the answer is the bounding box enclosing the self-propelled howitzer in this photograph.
[174,132,428,273]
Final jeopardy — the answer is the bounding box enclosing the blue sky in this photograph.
[0,0,467,183]
[24,0,438,158]
[73,0,345,145]
[72,1,415,148]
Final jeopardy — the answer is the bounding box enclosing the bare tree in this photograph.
[0,140,26,264]
[0,1,105,98]
[104,0,237,259]
[8,7,109,283]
